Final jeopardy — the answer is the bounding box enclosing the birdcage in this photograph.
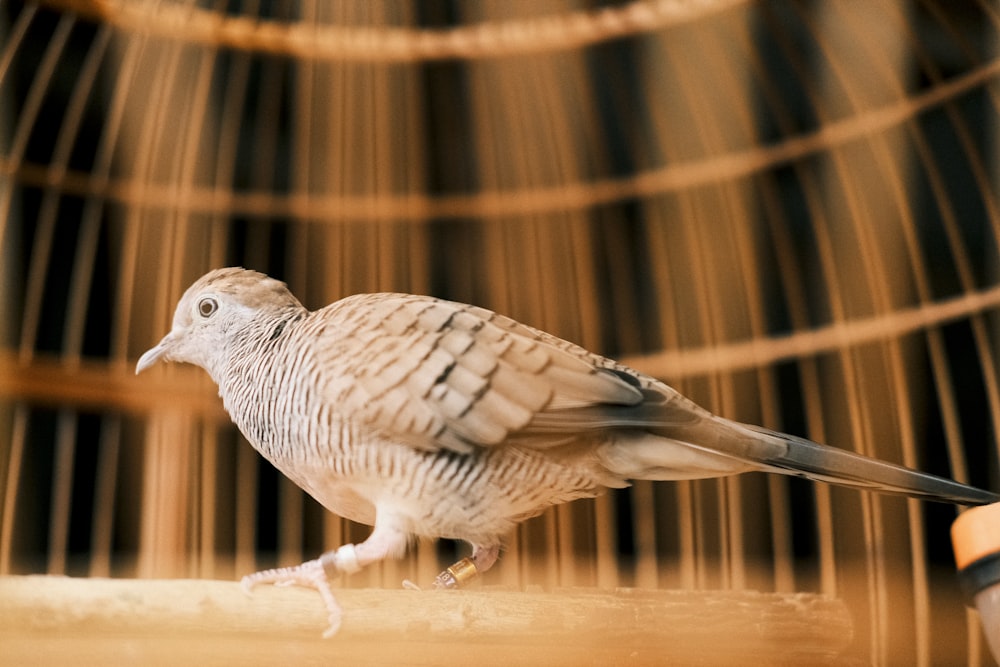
[1,1,999,665]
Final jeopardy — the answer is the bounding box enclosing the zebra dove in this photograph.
[137,267,998,636]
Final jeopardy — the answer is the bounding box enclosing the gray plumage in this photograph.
[136,267,998,635]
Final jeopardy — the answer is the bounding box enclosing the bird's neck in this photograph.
[215,307,310,456]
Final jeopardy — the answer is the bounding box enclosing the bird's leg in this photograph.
[240,524,408,637]
[432,543,500,589]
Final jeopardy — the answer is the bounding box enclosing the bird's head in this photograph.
[136,267,304,378]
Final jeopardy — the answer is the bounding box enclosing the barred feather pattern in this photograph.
[215,293,623,545]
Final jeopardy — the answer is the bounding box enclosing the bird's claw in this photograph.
[239,557,344,637]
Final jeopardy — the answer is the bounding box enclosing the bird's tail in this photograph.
[720,419,998,506]
[592,409,997,505]
[545,379,997,506]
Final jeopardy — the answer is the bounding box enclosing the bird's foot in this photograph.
[241,546,363,638]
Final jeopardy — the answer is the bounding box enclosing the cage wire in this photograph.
[1,0,999,664]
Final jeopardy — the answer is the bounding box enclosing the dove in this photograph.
[136,267,998,636]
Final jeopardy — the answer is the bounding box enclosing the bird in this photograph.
[137,267,998,636]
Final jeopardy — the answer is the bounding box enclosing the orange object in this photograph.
[952,502,1000,570]
[953,502,1000,663]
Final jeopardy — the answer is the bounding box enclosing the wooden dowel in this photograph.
[0,575,855,666]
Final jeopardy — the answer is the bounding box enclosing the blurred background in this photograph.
[1,0,999,664]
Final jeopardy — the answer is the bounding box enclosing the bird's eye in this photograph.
[198,297,218,318]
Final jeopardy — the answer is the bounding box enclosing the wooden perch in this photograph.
[0,575,856,666]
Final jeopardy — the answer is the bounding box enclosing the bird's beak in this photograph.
[136,333,174,375]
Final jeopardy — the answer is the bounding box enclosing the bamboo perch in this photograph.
[0,575,855,666]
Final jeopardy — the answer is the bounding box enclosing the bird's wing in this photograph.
[315,293,657,453]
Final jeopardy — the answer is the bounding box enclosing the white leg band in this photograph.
[333,544,362,574]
